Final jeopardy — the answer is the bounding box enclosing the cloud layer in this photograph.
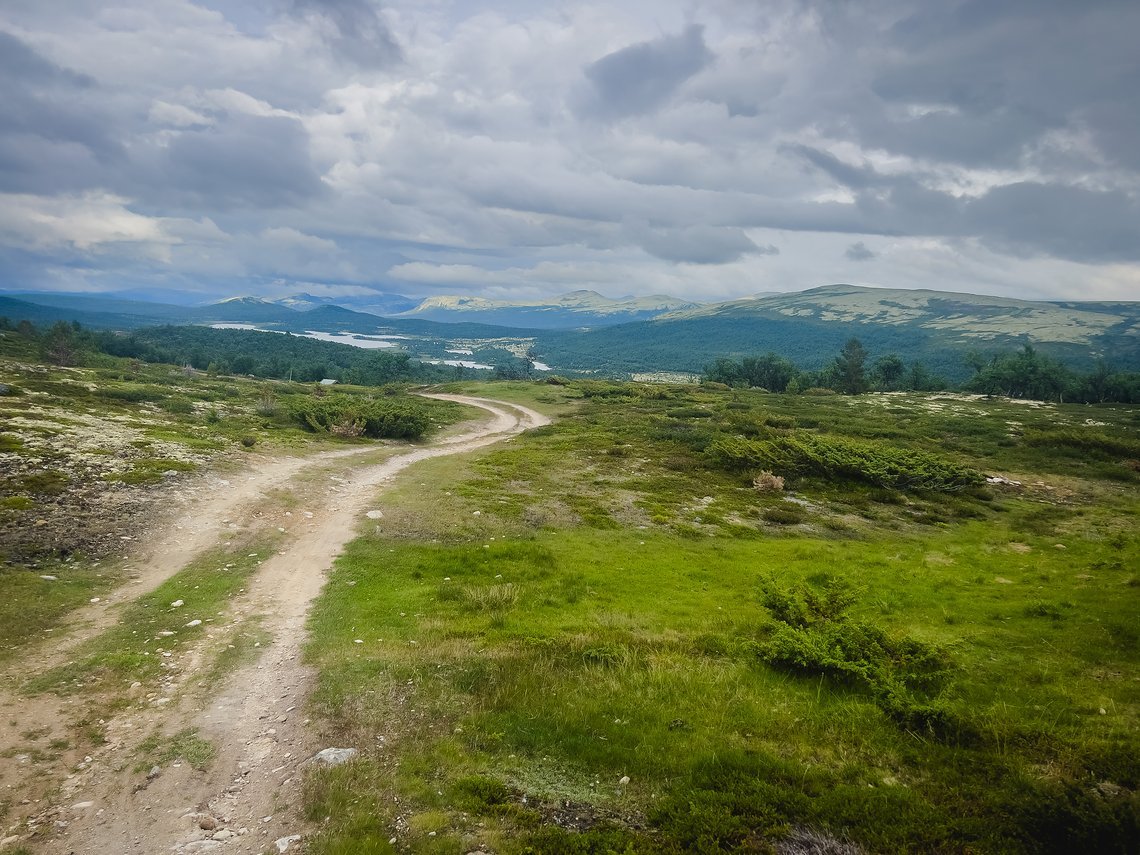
[1,0,1138,302]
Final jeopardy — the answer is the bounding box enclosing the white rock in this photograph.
[39,575,58,581]
[311,747,358,766]
[179,841,225,854]
[171,599,185,608]
[619,776,630,785]
[365,510,383,519]
[185,620,202,628]
[211,829,235,841]
[275,835,301,853]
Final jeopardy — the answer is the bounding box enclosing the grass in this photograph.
[24,538,279,696]
[0,559,126,663]
[135,727,217,771]
[301,381,1139,854]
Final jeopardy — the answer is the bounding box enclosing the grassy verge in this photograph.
[24,536,280,697]
[301,381,1139,854]
[0,559,126,663]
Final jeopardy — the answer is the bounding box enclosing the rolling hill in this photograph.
[534,285,1140,380]
[396,289,701,328]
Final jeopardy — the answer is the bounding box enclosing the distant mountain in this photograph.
[660,285,1138,348]
[203,296,300,324]
[272,291,419,316]
[536,285,1140,380]
[6,284,1138,382]
[397,289,701,328]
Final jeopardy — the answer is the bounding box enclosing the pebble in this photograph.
[171,599,185,608]
[619,775,630,785]
[185,620,202,627]
[39,575,58,581]
[198,815,217,831]
[365,510,383,519]
[71,801,94,810]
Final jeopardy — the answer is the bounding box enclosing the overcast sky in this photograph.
[2,0,1138,304]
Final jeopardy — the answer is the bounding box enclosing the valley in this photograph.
[1,330,1137,853]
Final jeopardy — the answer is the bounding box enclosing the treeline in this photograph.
[704,339,945,395]
[0,318,474,386]
[705,339,1140,403]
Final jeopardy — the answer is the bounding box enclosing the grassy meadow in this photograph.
[303,381,1139,853]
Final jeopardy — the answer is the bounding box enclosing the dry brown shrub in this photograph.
[753,470,785,492]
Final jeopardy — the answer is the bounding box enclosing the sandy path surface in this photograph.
[0,394,549,854]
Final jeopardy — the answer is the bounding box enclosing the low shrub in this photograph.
[98,385,164,403]
[758,579,963,739]
[709,433,982,492]
[763,506,804,525]
[291,395,430,439]
[1024,428,1140,458]
[159,396,194,414]
[752,470,785,492]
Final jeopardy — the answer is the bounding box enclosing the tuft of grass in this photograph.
[135,728,216,771]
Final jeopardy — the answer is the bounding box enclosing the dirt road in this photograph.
[0,394,549,854]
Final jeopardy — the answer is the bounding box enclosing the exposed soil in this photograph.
[0,394,549,854]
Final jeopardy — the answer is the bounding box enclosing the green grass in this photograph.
[24,538,279,695]
[0,561,126,662]
[301,381,1140,854]
[135,727,216,771]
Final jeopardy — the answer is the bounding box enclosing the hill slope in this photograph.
[398,289,701,328]
[537,285,1140,380]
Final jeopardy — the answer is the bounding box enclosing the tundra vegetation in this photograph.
[0,323,463,658]
[302,379,1139,853]
[1,320,1138,853]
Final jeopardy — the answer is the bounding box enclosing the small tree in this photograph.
[832,338,869,394]
[872,354,905,391]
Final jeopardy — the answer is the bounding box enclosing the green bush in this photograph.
[1024,429,1140,458]
[291,395,430,439]
[159,396,194,414]
[758,580,962,738]
[763,506,805,525]
[709,433,982,492]
[98,385,164,403]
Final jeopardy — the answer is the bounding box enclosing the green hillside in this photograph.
[536,285,1140,380]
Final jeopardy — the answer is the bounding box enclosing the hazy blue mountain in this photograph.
[272,292,419,315]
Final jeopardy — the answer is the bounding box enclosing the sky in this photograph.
[1,0,1139,305]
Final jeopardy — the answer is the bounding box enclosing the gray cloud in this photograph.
[845,242,875,262]
[579,25,712,119]
[0,0,1138,302]
[636,225,768,265]
[288,0,401,68]
[965,182,1140,263]
[140,114,326,211]
[0,30,121,193]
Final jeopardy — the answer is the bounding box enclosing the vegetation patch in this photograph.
[291,394,435,439]
[24,539,276,695]
[710,433,983,491]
